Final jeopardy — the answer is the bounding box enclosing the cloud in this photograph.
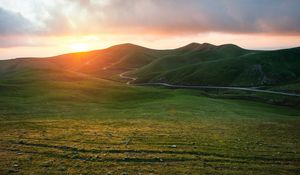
[0,7,34,35]
[90,0,300,35]
[1,0,300,48]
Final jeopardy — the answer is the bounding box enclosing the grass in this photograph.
[1,117,300,175]
[0,69,300,174]
[271,82,300,93]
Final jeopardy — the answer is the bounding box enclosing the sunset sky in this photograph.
[1,0,300,59]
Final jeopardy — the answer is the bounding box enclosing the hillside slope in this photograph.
[0,44,171,81]
[131,44,300,87]
[0,43,299,89]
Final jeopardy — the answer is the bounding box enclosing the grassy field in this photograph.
[0,69,300,174]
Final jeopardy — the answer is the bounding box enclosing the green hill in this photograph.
[0,43,300,89]
[131,44,300,87]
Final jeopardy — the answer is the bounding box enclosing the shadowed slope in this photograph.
[131,44,300,87]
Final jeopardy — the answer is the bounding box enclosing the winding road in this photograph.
[136,83,300,97]
[118,71,300,97]
[119,72,137,85]
[100,60,300,97]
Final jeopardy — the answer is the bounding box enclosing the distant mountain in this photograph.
[0,43,299,90]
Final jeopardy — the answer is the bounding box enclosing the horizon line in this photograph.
[1,42,299,61]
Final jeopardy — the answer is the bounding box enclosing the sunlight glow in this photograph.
[69,43,91,52]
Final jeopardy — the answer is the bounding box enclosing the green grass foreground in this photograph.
[0,69,300,174]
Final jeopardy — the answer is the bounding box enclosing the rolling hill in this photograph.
[130,44,300,87]
[0,43,300,91]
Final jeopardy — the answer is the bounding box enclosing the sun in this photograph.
[69,43,90,52]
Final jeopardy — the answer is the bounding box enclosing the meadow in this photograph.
[0,69,299,174]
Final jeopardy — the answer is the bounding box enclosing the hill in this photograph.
[131,44,300,87]
[0,43,300,90]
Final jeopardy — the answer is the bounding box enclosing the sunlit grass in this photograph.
[0,69,299,174]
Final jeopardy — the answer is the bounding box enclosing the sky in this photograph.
[1,0,300,59]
